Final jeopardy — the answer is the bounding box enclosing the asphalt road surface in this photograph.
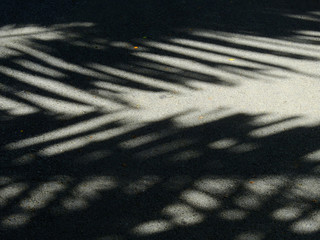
[1,1,320,240]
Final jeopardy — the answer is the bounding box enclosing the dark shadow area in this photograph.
[1,1,320,36]
[1,110,320,240]
[1,1,320,239]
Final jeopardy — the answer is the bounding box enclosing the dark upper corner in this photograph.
[1,0,319,40]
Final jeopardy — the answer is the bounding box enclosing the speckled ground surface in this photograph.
[1,1,320,240]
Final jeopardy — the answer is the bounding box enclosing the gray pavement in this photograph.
[1,1,320,240]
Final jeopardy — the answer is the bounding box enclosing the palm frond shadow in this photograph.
[0,0,319,99]
[1,1,320,239]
